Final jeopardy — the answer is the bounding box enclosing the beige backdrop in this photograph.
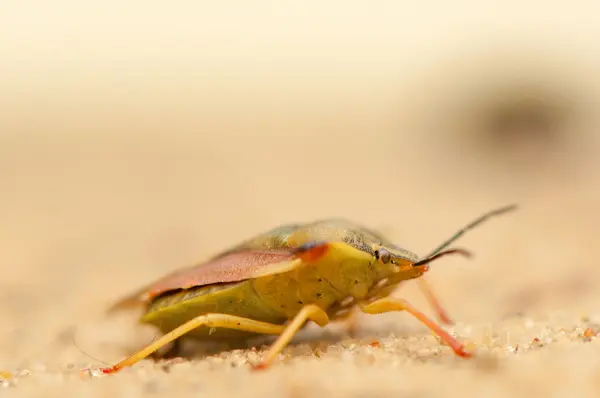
[2,1,600,396]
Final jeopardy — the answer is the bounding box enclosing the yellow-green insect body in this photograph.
[141,220,419,340]
[96,205,516,374]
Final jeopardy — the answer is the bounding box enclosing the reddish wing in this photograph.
[107,249,295,312]
[107,243,332,313]
[146,250,297,296]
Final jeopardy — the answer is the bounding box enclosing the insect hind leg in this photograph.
[82,314,287,375]
[150,338,182,361]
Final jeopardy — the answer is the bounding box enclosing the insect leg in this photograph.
[150,338,182,360]
[253,304,329,370]
[84,314,288,375]
[359,297,471,358]
[416,277,453,325]
[364,279,452,325]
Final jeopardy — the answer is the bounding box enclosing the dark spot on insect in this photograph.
[318,278,323,282]
[237,323,241,326]
[316,293,323,298]
[229,300,233,304]
[354,280,359,285]
[281,305,286,309]
[298,300,303,304]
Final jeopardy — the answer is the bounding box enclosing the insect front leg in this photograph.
[416,277,454,325]
[369,278,454,325]
[82,314,288,375]
[253,304,329,370]
[359,297,472,358]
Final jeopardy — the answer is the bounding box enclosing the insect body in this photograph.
[95,205,517,374]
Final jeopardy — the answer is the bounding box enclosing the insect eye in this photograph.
[376,248,392,264]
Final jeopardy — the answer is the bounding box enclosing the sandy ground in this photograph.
[3,2,600,397]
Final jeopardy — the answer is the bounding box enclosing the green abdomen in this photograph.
[140,254,373,340]
[141,281,288,340]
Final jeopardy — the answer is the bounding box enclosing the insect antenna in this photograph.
[414,248,471,267]
[71,330,111,366]
[421,204,518,261]
[71,327,160,367]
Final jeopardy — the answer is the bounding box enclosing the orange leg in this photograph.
[368,277,453,325]
[360,297,472,357]
[417,276,453,325]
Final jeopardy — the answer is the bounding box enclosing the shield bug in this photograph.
[89,204,517,374]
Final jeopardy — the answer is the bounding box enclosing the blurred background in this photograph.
[2,1,600,369]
